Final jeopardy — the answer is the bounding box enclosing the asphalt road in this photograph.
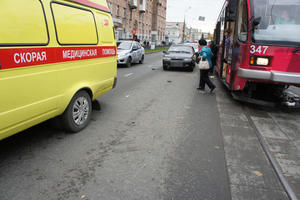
[0,52,299,200]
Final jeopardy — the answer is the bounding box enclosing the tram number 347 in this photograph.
[250,45,269,54]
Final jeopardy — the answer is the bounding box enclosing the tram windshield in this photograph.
[252,0,300,45]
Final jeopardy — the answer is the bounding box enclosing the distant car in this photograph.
[117,41,145,67]
[162,45,195,71]
[184,42,200,53]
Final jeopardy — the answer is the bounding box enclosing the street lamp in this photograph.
[183,6,191,42]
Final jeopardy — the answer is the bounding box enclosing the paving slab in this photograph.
[231,185,289,200]
[215,79,290,200]
[250,111,300,199]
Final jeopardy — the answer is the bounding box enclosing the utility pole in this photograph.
[183,6,191,42]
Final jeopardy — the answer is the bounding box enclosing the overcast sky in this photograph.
[166,0,225,33]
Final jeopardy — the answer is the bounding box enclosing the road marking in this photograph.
[124,73,133,77]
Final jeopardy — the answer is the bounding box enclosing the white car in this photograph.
[117,41,145,67]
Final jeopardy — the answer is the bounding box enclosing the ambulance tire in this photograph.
[61,90,92,133]
[126,57,132,67]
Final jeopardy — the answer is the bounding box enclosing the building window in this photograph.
[116,5,119,16]
[130,10,132,20]
[123,7,126,18]
[108,2,113,13]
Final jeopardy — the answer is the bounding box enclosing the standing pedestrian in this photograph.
[197,39,216,93]
[223,29,231,78]
[210,41,218,67]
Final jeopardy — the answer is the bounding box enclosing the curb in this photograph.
[145,50,165,55]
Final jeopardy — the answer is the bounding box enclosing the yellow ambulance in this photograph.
[0,0,117,140]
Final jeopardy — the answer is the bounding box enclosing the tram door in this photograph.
[220,0,237,85]
[230,0,249,89]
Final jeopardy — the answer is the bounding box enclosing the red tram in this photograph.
[214,0,300,105]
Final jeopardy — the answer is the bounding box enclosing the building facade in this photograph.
[185,27,202,42]
[107,0,167,44]
[165,22,184,44]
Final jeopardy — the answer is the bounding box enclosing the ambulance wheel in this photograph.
[139,55,144,64]
[126,57,132,67]
[62,90,92,133]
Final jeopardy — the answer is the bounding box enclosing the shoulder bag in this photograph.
[198,57,210,70]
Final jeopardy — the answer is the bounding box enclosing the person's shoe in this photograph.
[210,86,216,93]
[197,87,204,90]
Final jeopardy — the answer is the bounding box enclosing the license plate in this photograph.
[171,61,183,67]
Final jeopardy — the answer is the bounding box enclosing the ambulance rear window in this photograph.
[0,0,49,46]
[51,3,98,45]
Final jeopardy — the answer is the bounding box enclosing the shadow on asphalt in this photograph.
[117,63,143,68]
[0,120,65,159]
[163,67,195,73]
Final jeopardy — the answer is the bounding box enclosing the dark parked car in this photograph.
[183,42,200,53]
[162,45,195,71]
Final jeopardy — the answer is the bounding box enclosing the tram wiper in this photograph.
[250,17,261,42]
[251,17,261,30]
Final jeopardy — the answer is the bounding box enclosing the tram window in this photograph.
[253,1,300,43]
[237,0,248,42]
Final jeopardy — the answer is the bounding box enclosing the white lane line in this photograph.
[124,73,133,77]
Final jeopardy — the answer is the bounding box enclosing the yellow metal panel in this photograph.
[96,13,114,44]
[0,0,117,141]
[0,65,59,140]
[0,0,48,45]
[52,3,98,44]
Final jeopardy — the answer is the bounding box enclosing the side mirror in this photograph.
[132,47,138,51]
[163,50,168,54]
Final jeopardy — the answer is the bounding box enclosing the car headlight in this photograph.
[163,57,171,60]
[184,58,192,61]
[118,54,127,59]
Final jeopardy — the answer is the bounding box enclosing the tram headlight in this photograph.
[250,56,271,66]
[256,57,269,66]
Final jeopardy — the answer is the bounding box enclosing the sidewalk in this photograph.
[213,79,291,200]
[249,107,300,199]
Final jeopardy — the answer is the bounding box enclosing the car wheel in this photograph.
[139,55,144,64]
[126,57,132,67]
[61,90,92,133]
[163,64,168,70]
[188,66,194,72]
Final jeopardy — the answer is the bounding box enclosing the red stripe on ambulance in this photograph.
[0,46,116,70]
[69,0,110,12]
